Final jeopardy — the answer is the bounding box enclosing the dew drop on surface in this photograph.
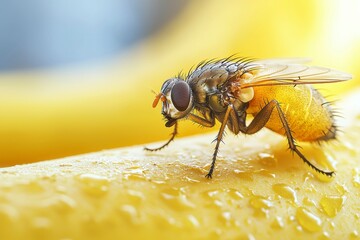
[319,195,346,217]
[272,183,297,204]
[350,230,359,239]
[205,190,219,198]
[250,196,273,218]
[234,169,254,181]
[184,176,200,183]
[219,211,233,226]
[335,183,348,195]
[270,216,284,229]
[126,190,145,206]
[187,214,200,228]
[151,179,166,185]
[0,205,18,224]
[352,168,360,188]
[258,152,277,167]
[214,200,224,208]
[227,188,244,200]
[296,207,322,233]
[119,204,140,225]
[160,190,195,209]
[43,194,77,213]
[303,197,317,208]
[250,196,273,209]
[21,180,45,193]
[124,173,147,181]
[318,232,331,240]
[254,169,276,178]
[76,173,110,196]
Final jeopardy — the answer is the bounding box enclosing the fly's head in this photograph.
[152,78,194,127]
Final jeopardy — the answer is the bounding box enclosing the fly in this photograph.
[144,57,352,179]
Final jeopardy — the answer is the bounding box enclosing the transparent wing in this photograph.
[241,62,352,89]
[253,58,311,65]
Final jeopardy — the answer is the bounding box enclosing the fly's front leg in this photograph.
[206,105,236,179]
[187,108,215,127]
[144,122,178,151]
[241,100,334,176]
[145,109,215,152]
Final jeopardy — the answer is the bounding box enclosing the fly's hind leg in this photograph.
[241,100,334,177]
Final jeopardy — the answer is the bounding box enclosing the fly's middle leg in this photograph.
[241,100,334,177]
[206,104,236,179]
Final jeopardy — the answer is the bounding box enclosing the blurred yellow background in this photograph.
[0,0,359,166]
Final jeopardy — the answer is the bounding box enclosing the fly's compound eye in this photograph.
[171,81,191,112]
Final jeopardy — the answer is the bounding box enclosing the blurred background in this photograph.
[0,0,359,166]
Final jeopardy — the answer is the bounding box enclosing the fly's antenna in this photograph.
[152,92,166,108]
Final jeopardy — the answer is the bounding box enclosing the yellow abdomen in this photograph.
[247,85,335,142]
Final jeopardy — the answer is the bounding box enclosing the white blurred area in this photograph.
[0,0,188,71]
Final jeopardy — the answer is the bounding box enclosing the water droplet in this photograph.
[296,207,322,232]
[186,214,200,228]
[42,194,77,213]
[350,230,359,239]
[234,169,253,181]
[124,173,147,181]
[272,183,297,204]
[227,188,244,200]
[319,195,346,217]
[250,196,273,209]
[126,190,145,206]
[123,166,147,181]
[151,179,166,185]
[352,168,360,188]
[0,205,18,224]
[205,190,219,198]
[249,196,273,218]
[258,152,277,167]
[76,173,111,196]
[271,216,284,229]
[335,183,348,195]
[19,180,45,193]
[254,169,276,178]
[119,204,140,225]
[184,176,200,183]
[305,183,317,193]
[219,211,233,226]
[214,200,224,208]
[160,188,195,209]
[303,197,317,208]
[318,232,331,240]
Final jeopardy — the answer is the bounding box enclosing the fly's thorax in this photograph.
[160,78,194,126]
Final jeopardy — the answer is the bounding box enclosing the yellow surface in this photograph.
[0,0,359,166]
[0,89,359,240]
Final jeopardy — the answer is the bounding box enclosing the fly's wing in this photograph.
[241,61,352,89]
[253,58,311,65]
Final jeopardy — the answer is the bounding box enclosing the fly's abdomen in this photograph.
[247,85,336,142]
